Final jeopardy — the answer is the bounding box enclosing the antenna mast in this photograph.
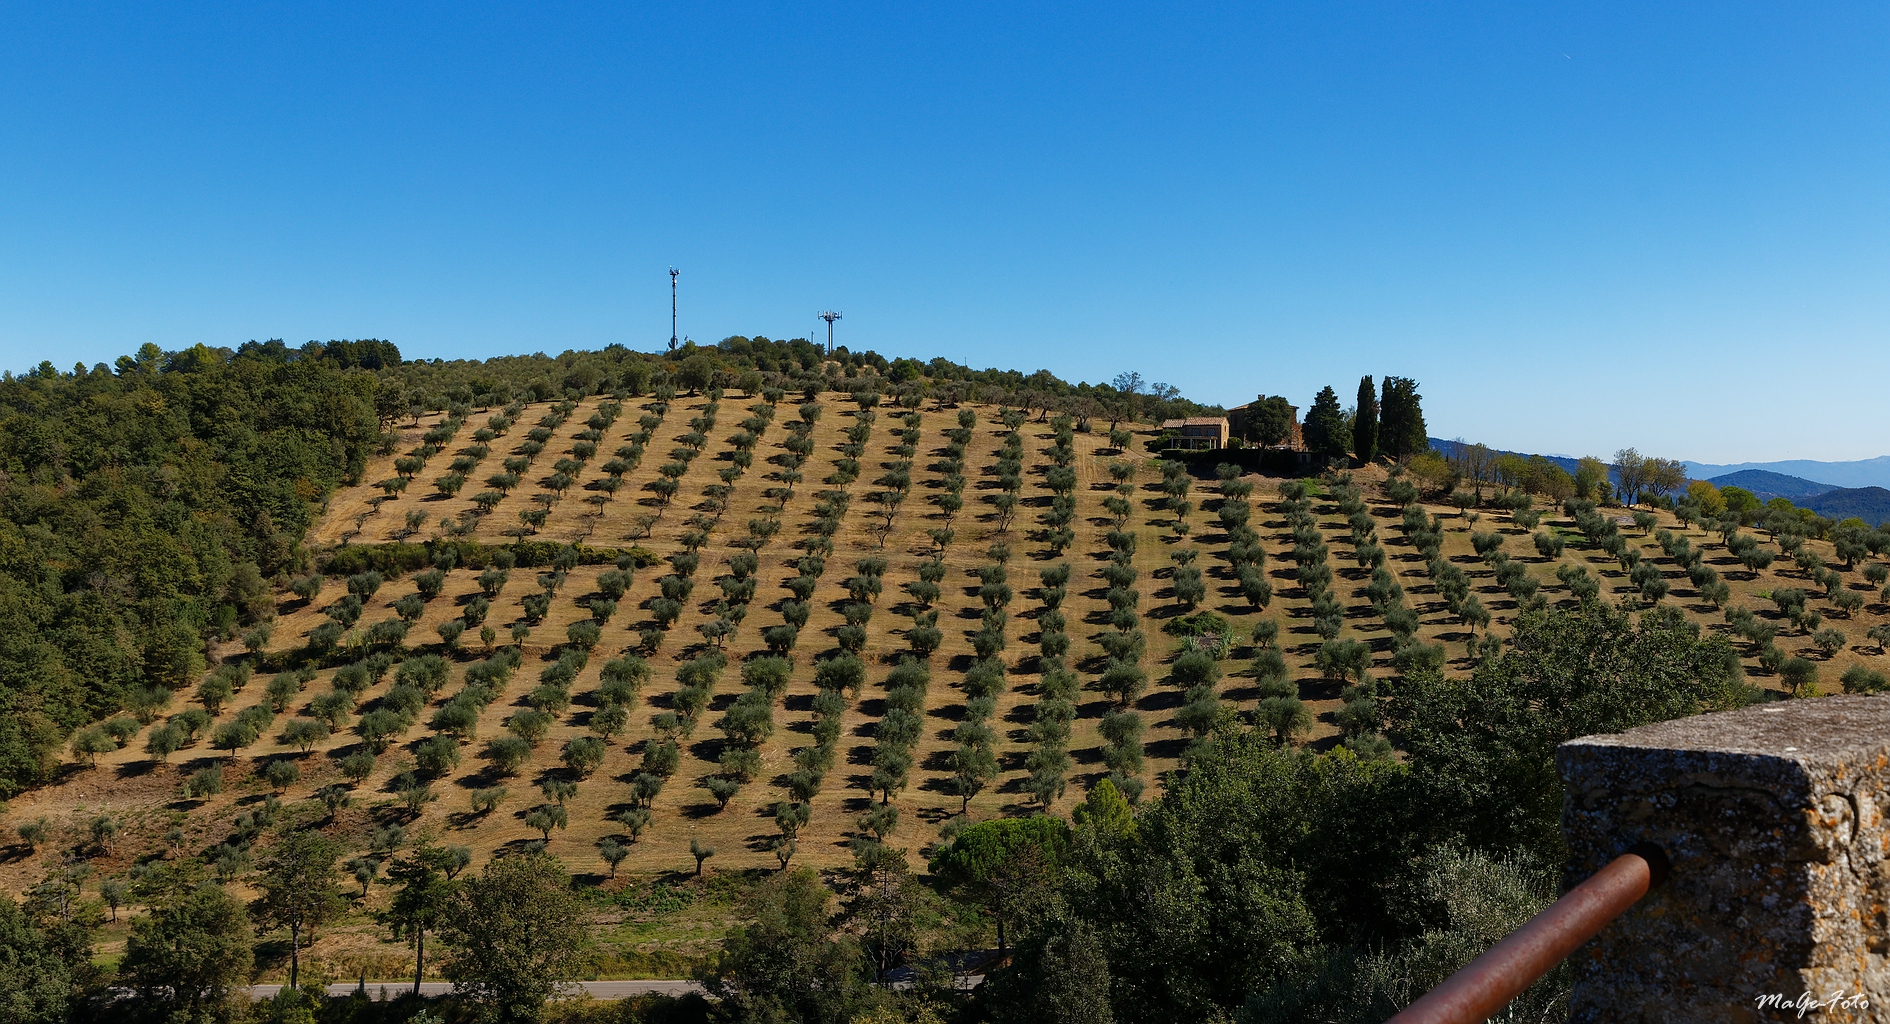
[669,267,680,351]
[817,310,843,355]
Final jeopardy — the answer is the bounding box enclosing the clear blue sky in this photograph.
[1,4,1884,463]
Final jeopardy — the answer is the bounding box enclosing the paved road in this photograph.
[248,980,706,1001]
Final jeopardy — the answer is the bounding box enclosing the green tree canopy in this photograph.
[0,347,382,796]
[1302,385,1352,461]
[1353,375,1379,463]
[1377,376,1429,460]
[701,866,868,1024]
[382,843,462,996]
[929,815,1070,957]
[440,853,592,1023]
[120,882,254,1019]
[1242,395,1296,447]
[0,896,76,1024]
[1384,602,1752,860]
[253,830,345,990]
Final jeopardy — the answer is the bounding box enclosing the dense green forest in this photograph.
[0,343,382,795]
[0,337,1217,797]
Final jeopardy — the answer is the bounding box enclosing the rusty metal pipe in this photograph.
[1385,843,1668,1024]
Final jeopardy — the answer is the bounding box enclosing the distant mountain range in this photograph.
[1428,439,1586,478]
[1683,455,1890,490]
[1426,440,1890,525]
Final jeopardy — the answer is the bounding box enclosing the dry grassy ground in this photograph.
[6,390,1886,979]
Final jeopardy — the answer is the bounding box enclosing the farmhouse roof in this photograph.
[1162,417,1228,428]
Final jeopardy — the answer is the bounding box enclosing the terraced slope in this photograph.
[7,390,1887,901]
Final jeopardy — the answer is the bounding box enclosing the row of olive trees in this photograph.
[760,394,874,848]
[949,410,1022,812]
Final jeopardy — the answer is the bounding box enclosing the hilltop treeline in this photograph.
[375,336,1222,427]
[0,336,1212,796]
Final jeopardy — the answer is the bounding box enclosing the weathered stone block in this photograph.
[1559,695,1890,1023]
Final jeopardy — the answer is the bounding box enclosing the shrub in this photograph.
[261,759,301,791]
[1842,665,1890,694]
[185,766,224,798]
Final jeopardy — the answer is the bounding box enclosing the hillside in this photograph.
[1802,487,1890,526]
[1704,469,1836,503]
[5,385,1888,980]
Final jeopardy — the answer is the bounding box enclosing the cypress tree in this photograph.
[1379,376,1429,460]
[1354,375,1378,463]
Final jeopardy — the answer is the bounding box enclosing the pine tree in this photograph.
[1379,376,1429,459]
[1353,375,1378,463]
[1303,386,1351,461]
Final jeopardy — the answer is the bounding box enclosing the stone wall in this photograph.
[1559,696,1890,1023]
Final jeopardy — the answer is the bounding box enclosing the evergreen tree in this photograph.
[120,883,254,1019]
[440,854,592,1023]
[0,896,77,1023]
[1378,376,1429,459]
[929,816,1069,958]
[1243,395,1296,446]
[1353,375,1379,463]
[254,831,345,990]
[0,346,382,797]
[383,843,460,996]
[1303,385,1351,461]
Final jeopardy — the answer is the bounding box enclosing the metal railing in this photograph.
[1386,843,1669,1024]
